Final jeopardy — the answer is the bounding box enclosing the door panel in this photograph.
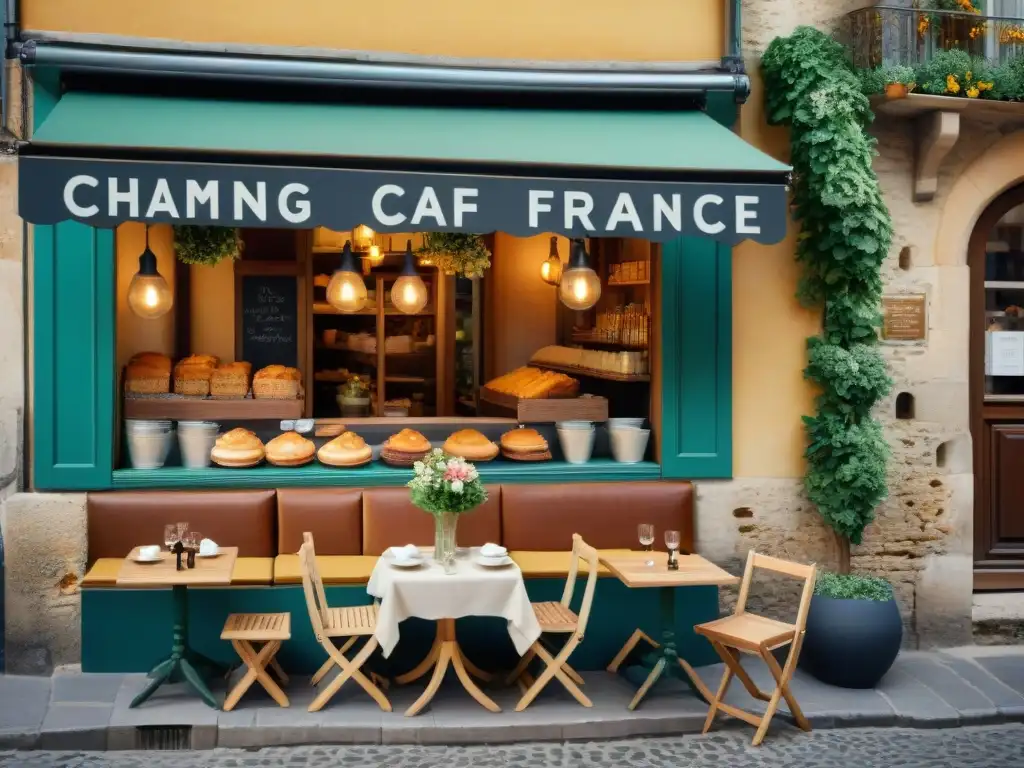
[993,424,1024,541]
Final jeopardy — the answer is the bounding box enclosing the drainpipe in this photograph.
[721,0,744,75]
[20,40,751,102]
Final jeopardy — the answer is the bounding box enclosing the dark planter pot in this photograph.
[800,594,902,689]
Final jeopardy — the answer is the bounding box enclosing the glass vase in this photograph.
[434,512,459,574]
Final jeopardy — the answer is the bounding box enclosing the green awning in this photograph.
[32,92,790,177]
[21,92,791,244]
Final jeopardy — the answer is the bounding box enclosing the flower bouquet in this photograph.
[408,449,488,572]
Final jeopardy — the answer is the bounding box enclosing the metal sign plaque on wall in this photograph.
[881,294,927,342]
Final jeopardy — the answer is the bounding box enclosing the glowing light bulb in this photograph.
[391,275,429,314]
[127,245,173,319]
[540,236,563,286]
[326,241,367,312]
[367,244,384,266]
[558,241,601,311]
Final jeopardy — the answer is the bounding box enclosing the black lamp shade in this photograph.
[399,239,418,277]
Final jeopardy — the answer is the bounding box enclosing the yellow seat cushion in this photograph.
[81,557,274,587]
[273,554,378,585]
[509,549,634,579]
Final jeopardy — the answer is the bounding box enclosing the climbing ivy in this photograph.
[761,27,893,571]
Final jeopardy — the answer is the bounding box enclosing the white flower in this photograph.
[451,479,464,494]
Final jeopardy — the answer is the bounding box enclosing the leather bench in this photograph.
[272,485,503,584]
[81,490,278,587]
[273,481,693,584]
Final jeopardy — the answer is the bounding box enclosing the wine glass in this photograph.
[665,529,681,560]
[164,524,179,551]
[638,523,655,566]
[184,531,200,551]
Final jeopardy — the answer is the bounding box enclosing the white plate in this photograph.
[131,555,162,564]
[197,551,221,558]
[390,557,426,568]
[476,555,513,567]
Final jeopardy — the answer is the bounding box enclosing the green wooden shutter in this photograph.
[660,236,732,478]
[33,223,116,490]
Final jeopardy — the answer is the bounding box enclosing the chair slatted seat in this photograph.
[220,612,291,711]
[694,550,817,746]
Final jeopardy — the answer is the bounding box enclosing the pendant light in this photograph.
[391,239,429,315]
[558,239,601,311]
[127,226,173,319]
[326,241,367,312]
[540,235,563,286]
[352,224,375,251]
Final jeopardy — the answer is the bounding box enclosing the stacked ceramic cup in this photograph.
[608,418,650,463]
[556,421,595,464]
[125,419,174,469]
[177,421,220,469]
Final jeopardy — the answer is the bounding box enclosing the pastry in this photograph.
[253,365,302,400]
[210,362,252,397]
[177,354,220,368]
[129,351,172,372]
[174,361,214,396]
[315,423,347,438]
[318,431,372,467]
[210,428,265,468]
[484,367,578,399]
[381,428,431,466]
[125,352,172,394]
[443,428,499,461]
[500,427,552,461]
[265,431,316,467]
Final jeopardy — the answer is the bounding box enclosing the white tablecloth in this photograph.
[366,549,541,658]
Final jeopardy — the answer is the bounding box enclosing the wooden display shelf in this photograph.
[607,279,650,287]
[570,332,648,351]
[479,387,608,422]
[532,361,650,383]
[312,302,435,316]
[123,396,304,420]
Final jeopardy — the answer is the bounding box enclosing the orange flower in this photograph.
[967,86,980,98]
[979,81,994,91]
[946,74,961,94]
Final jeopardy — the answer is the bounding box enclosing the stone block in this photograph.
[877,666,961,727]
[108,675,220,728]
[937,655,1024,719]
[51,672,126,705]
[898,654,1000,722]
[40,704,112,750]
[976,654,1024,699]
[2,492,88,674]
[0,675,51,733]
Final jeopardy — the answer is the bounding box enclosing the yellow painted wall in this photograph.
[115,223,176,370]
[22,0,724,62]
[489,233,567,375]
[732,69,819,479]
[190,260,236,363]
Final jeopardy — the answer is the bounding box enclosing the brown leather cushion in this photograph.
[277,488,363,555]
[362,486,502,555]
[500,481,693,552]
[87,490,277,562]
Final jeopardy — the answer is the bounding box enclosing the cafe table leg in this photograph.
[405,618,500,717]
[626,587,714,711]
[131,586,219,709]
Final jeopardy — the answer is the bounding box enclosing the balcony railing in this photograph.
[842,5,1024,69]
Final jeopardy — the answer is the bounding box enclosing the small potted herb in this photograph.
[800,572,902,688]
[418,233,491,278]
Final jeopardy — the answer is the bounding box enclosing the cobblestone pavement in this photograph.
[2,724,1024,768]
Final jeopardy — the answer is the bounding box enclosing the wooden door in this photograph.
[971,186,1024,588]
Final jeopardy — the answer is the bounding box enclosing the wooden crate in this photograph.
[478,388,608,422]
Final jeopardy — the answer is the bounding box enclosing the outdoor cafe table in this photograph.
[367,548,542,716]
[116,546,239,709]
[600,551,739,710]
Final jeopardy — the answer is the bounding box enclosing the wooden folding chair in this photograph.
[694,550,817,746]
[298,532,392,712]
[505,533,599,712]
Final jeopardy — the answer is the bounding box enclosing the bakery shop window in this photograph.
[117,226,657,476]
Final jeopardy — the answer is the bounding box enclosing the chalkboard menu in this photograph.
[240,275,298,372]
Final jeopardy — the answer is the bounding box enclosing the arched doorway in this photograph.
[969,184,1024,588]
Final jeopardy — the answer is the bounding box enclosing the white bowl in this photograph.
[607,418,646,430]
[127,429,174,469]
[178,429,218,469]
[557,421,593,431]
[610,428,651,464]
[557,427,596,465]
